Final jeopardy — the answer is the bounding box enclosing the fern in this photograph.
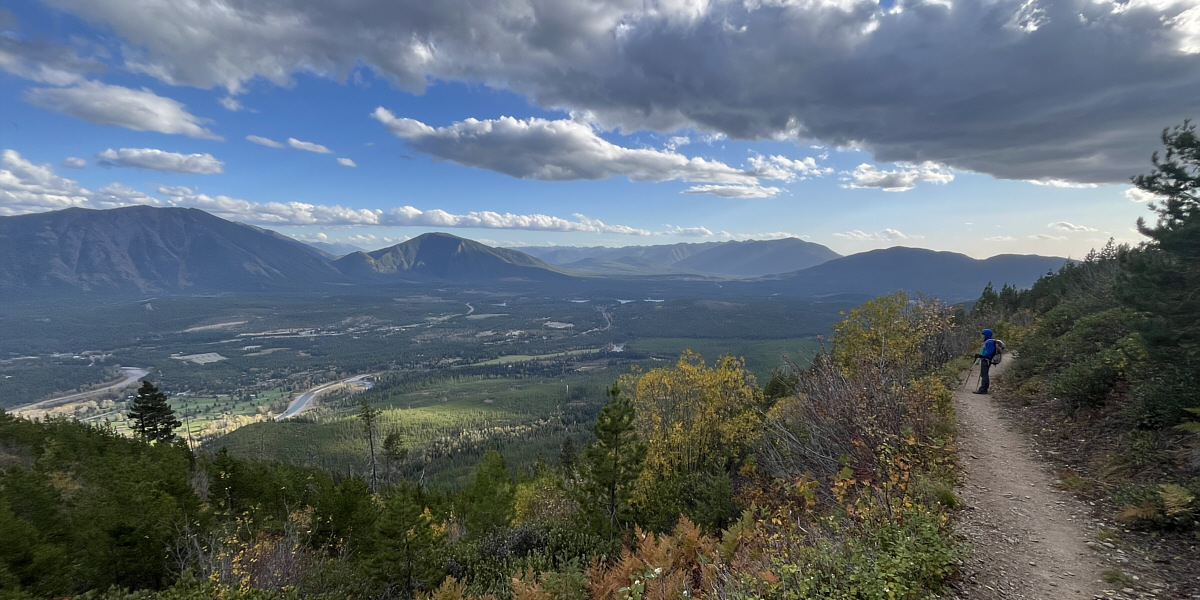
[1174,407,1200,435]
[1159,483,1196,517]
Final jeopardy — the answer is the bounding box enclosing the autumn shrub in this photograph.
[724,506,957,600]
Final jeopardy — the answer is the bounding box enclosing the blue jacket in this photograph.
[979,328,996,358]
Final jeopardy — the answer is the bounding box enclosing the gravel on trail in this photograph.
[945,359,1175,600]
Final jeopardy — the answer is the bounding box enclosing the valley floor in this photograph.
[945,360,1173,600]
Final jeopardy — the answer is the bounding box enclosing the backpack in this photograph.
[990,339,1006,365]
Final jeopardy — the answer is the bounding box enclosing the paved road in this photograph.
[12,367,150,415]
[275,374,373,421]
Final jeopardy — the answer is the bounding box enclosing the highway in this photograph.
[12,367,150,415]
[275,374,373,421]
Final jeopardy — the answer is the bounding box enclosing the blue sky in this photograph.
[2,0,1197,258]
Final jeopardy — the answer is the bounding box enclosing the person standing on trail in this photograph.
[973,328,998,394]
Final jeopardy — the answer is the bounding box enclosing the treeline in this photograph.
[1,286,969,600]
[971,121,1200,533]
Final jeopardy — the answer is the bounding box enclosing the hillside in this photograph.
[514,237,840,277]
[334,232,568,282]
[0,206,344,297]
[761,247,1066,301]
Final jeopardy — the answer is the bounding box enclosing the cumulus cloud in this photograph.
[682,184,782,198]
[218,96,243,111]
[1125,187,1160,203]
[24,80,221,139]
[1048,221,1097,232]
[1027,179,1099,188]
[96,147,224,174]
[377,206,655,235]
[36,0,1200,183]
[0,35,104,85]
[833,228,923,241]
[246,135,284,148]
[749,155,832,182]
[337,157,356,167]
[842,162,954,192]
[661,225,714,237]
[372,109,759,186]
[1,149,673,234]
[61,156,87,169]
[288,137,332,154]
[0,149,94,214]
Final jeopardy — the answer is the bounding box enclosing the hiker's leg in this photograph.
[979,360,990,393]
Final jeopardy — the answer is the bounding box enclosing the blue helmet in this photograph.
[982,328,993,340]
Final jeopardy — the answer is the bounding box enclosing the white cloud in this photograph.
[1027,178,1099,188]
[1048,221,1098,232]
[61,156,87,169]
[337,157,357,167]
[749,154,832,182]
[288,137,332,154]
[682,184,782,198]
[660,225,714,237]
[842,162,954,192]
[246,135,285,148]
[218,96,244,111]
[0,35,104,85]
[39,0,1200,183]
[1,149,668,234]
[1030,233,1068,241]
[0,149,94,214]
[372,109,758,185]
[24,80,221,140]
[378,206,656,235]
[1125,187,1160,203]
[96,147,224,174]
[984,235,1017,242]
[833,228,923,241]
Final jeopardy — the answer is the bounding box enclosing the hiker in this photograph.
[973,328,998,394]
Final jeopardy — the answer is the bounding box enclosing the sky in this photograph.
[1,0,1197,259]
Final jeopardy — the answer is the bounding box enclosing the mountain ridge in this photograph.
[0,207,1067,301]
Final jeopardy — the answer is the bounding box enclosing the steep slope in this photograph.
[514,238,839,277]
[335,232,568,282]
[764,247,1066,301]
[672,237,839,276]
[0,206,344,297]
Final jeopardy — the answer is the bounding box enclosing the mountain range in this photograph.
[0,206,1067,301]
[512,237,840,277]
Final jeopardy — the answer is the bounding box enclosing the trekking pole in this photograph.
[966,357,977,389]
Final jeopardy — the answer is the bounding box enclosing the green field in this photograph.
[212,370,618,488]
[475,348,602,366]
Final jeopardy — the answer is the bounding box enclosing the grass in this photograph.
[475,348,602,366]
[210,371,617,488]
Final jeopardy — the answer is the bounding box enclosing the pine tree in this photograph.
[576,383,645,537]
[126,381,181,443]
[459,448,514,535]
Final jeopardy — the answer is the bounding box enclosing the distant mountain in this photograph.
[0,208,1064,302]
[513,238,840,277]
[306,241,366,258]
[335,232,567,282]
[763,247,1066,301]
[0,206,344,297]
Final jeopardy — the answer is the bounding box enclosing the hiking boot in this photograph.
[972,389,988,395]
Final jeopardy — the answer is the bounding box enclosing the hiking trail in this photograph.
[945,359,1165,600]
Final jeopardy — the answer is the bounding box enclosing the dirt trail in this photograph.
[946,359,1136,600]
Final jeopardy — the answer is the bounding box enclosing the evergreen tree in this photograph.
[370,486,446,599]
[575,383,645,537]
[359,399,381,492]
[125,381,181,443]
[459,448,514,535]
